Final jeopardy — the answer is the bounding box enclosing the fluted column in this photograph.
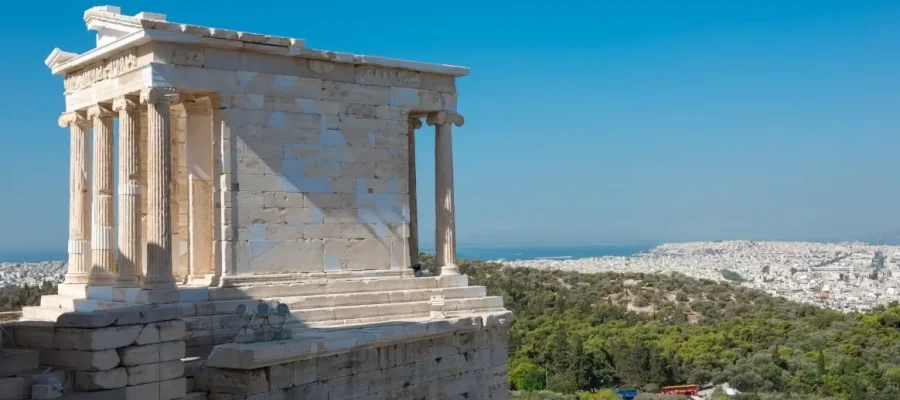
[113,96,142,288]
[426,111,465,276]
[87,104,116,285]
[60,112,92,284]
[407,118,422,266]
[141,87,179,292]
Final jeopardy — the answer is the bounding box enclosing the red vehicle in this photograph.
[661,384,699,396]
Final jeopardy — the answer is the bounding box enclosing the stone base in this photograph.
[197,312,512,400]
[0,349,39,377]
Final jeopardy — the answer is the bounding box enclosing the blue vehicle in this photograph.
[613,388,638,399]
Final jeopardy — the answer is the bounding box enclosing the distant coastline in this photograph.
[0,245,657,264]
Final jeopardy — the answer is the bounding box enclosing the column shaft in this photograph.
[88,105,116,285]
[185,100,214,280]
[61,112,92,284]
[114,96,142,287]
[142,88,179,290]
[407,119,422,266]
[428,111,464,276]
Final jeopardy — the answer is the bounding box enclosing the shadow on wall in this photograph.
[226,101,412,276]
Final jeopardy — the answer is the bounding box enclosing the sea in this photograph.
[426,244,656,262]
[0,244,656,263]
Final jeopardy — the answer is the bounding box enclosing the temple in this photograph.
[3,6,512,400]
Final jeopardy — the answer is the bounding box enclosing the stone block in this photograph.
[0,377,28,400]
[266,364,292,391]
[54,312,116,329]
[321,81,390,106]
[39,348,119,371]
[134,290,181,305]
[54,325,143,351]
[135,320,187,345]
[117,341,185,366]
[287,382,329,400]
[30,383,62,399]
[126,360,185,386]
[125,377,186,400]
[248,240,324,273]
[74,368,127,391]
[204,368,267,394]
[0,349,38,377]
[292,360,316,386]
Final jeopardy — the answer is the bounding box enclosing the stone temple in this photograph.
[0,6,512,400]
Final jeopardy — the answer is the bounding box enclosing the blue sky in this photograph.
[1,0,900,252]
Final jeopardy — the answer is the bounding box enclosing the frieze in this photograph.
[356,66,420,87]
[63,49,138,92]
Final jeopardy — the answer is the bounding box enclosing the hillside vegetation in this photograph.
[418,254,900,400]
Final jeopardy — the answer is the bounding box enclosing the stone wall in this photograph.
[195,325,510,400]
[147,44,460,278]
[6,307,188,399]
[218,83,415,276]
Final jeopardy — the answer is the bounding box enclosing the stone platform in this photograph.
[195,312,512,399]
[24,273,504,357]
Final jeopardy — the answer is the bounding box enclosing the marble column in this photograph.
[426,111,465,276]
[87,104,117,285]
[113,96,142,288]
[140,87,179,291]
[407,118,422,266]
[60,112,92,284]
[185,99,214,280]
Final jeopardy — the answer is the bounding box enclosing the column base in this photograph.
[113,287,142,302]
[62,272,91,285]
[439,264,460,276]
[113,275,141,288]
[86,272,116,286]
[134,289,180,304]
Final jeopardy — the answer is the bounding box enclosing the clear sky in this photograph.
[2,0,900,253]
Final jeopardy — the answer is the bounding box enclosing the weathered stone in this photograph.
[126,360,185,386]
[0,377,29,400]
[30,383,63,400]
[204,368,268,395]
[266,363,292,390]
[124,377,186,400]
[54,325,143,350]
[117,341,185,366]
[292,359,316,386]
[134,320,187,345]
[38,348,119,371]
[54,311,116,328]
[74,368,127,391]
[0,349,38,377]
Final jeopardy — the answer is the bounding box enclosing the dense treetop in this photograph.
[418,255,900,400]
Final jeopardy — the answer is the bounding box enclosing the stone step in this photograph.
[184,392,207,400]
[183,285,487,318]
[182,288,493,332]
[203,274,467,301]
[20,307,66,323]
[182,296,504,348]
[39,295,131,312]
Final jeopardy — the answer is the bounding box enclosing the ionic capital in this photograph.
[409,118,423,130]
[112,95,140,112]
[58,111,90,129]
[140,87,180,105]
[426,111,464,128]
[86,104,115,120]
